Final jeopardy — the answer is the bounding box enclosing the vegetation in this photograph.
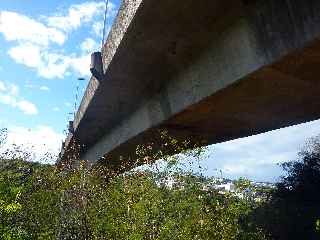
[0,129,320,239]
[248,135,320,240]
[0,162,268,239]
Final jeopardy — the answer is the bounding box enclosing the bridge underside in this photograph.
[62,0,320,172]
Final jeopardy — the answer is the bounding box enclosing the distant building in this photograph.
[214,182,236,192]
[202,181,235,194]
[155,175,274,202]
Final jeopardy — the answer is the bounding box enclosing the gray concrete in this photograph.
[61,0,320,172]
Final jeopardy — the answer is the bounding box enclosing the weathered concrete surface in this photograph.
[62,0,320,172]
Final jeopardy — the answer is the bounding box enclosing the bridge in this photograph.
[60,0,320,172]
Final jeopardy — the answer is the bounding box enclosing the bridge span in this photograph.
[61,0,320,172]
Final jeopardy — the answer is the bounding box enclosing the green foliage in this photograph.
[249,135,320,240]
[234,178,252,192]
[0,158,34,240]
[85,171,268,240]
[0,129,268,239]
[0,159,268,239]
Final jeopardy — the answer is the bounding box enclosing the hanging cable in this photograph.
[73,78,86,119]
[74,82,79,119]
[101,0,109,49]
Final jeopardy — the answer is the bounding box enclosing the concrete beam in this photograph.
[63,0,320,172]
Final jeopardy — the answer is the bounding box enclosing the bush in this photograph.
[250,135,320,240]
[0,129,268,239]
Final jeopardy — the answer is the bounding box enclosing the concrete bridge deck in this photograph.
[61,0,320,172]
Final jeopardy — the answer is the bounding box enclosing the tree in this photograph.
[0,129,269,239]
[251,135,320,240]
[276,135,320,203]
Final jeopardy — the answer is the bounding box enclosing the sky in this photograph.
[0,1,320,182]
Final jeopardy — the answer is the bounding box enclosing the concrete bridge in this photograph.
[61,0,320,172]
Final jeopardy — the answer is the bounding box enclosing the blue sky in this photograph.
[0,0,119,156]
[0,1,319,182]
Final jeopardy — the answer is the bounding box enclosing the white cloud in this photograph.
[52,107,60,112]
[40,86,50,91]
[0,82,38,115]
[0,11,66,46]
[38,52,70,79]
[80,38,99,53]
[0,81,6,91]
[24,83,35,89]
[92,22,112,39]
[65,102,72,107]
[2,125,64,163]
[9,84,19,96]
[92,22,103,37]
[68,54,91,77]
[16,100,38,115]
[25,83,50,91]
[8,44,42,68]
[0,1,116,79]
[200,120,320,182]
[3,26,70,79]
[8,41,91,79]
[46,1,114,32]
[39,52,91,78]
[0,94,15,105]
